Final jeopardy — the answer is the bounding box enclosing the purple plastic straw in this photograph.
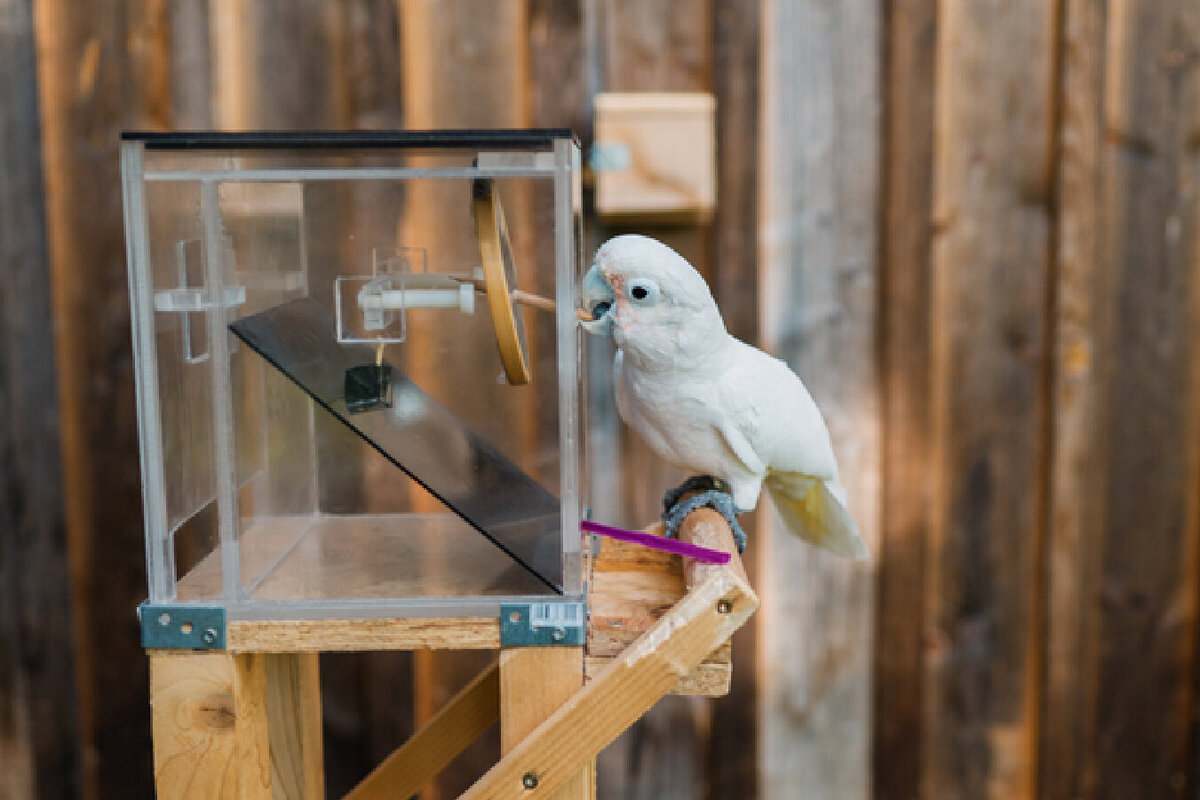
[580,520,731,565]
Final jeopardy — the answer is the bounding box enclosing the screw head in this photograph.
[550,627,567,642]
[716,599,733,615]
[202,628,219,645]
[522,772,539,789]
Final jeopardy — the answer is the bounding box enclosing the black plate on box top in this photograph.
[230,298,563,592]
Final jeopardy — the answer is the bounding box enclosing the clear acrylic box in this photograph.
[121,131,585,624]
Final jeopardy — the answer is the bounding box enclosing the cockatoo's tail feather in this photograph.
[766,473,870,560]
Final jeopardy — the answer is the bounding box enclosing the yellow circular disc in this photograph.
[472,179,531,386]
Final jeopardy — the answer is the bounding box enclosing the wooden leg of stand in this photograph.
[499,648,594,800]
[149,652,324,800]
[150,652,272,800]
[263,653,325,800]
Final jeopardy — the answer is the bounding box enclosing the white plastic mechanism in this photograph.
[360,284,475,314]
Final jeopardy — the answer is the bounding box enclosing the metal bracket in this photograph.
[139,603,226,650]
[500,602,586,647]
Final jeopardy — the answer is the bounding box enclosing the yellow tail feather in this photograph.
[766,477,870,560]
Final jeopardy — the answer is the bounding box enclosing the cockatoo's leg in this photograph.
[661,475,747,553]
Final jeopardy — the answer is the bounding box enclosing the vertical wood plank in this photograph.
[1040,0,1109,798]
[1089,3,1200,798]
[343,0,404,130]
[210,0,349,130]
[758,1,880,798]
[335,6,416,794]
[33,1,171,796]
[875,1,936,798]
[707,2,762,798]
[263,653,325,800]
[591,3,714,798]
[0,1,80,798]
[924,1,1056,797]
[528,0,591,138]
[397,4,530,797]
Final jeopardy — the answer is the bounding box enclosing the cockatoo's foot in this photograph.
[661,475,729,514]
[661,476,747,553]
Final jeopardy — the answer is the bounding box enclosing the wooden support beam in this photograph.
[264,654,325,800]
[500,649,592,800]
[226,618,498,653]
[345,660,500,800]
[149,653,323,800]
[150,653,273,800]
[459,567,758,800]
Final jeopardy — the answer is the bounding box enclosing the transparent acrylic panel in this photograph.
[229,298,562,590]
[127,132,582,615]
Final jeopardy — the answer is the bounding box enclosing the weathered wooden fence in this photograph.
[1,1,1198,799]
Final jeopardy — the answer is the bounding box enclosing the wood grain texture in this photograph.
[874,1,936,798]
[585,516,736,697]
[263,654,325,800]
[597,0,710,91]
[500,648,593,800]
[591,5,715,794]
[33,0,171,796]
[1040,1,1109,798]
[758,1,880,797]
[463,568,757,800]
[925,1,1056,797]
[0,1,80,798]
[1088,3,1200,798]
[210,0,350,130]
[593,91,717,222]
[345,660,499,800]
[707,4,762,794]
[397,5,531,797]
[528,0,591,139]
[227,618,499,653]
[334,6,413,786]
[150,653,273,800]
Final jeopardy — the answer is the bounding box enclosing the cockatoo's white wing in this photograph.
[717,340,870,559]
[714,340,837,478]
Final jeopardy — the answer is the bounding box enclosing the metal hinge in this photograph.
[499,602,587,647]
[139,603,226,650]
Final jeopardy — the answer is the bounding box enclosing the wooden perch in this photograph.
[458,510,757,799]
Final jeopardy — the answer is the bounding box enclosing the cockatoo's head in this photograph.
[579,234,727,369]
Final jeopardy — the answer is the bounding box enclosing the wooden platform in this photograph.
[585,522,733,696]
[169,516,735,696]
[147,509,752,799]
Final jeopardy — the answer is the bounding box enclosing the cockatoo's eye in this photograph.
[627,280,660,305]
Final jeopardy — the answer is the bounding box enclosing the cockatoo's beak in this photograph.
[578,263,615,336]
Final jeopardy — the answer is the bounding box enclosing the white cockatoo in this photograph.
[578,234,868,559]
